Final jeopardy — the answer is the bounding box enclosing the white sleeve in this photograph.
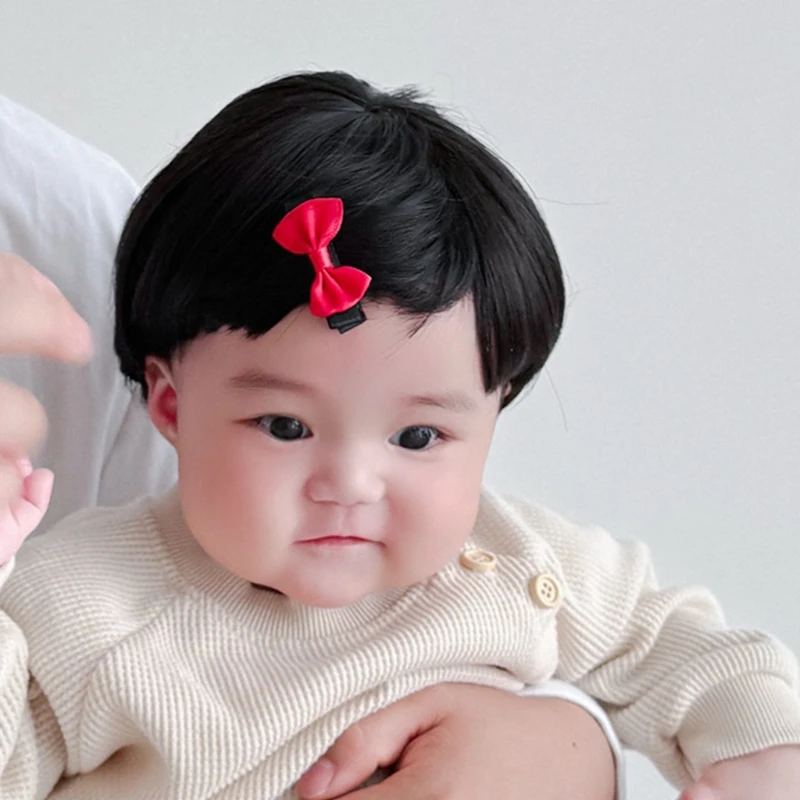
[97,389,177,507]
[519,680,625,800]
[0,95,177,528]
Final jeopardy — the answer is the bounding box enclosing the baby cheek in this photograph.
[401,467,482,553]
[177,423,255,512]
[439,487,482,544]
[441,464,484,532]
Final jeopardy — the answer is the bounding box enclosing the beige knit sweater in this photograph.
[1,487,798,799]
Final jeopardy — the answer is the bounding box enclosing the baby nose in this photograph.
[306,449,385,506]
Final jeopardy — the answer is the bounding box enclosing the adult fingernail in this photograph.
[298,758,335,798]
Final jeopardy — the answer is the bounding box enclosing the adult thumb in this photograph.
[679,780,717,800]
[295,691,442,800]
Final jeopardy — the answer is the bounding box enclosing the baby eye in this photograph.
[390,426,442,451]
[255,416,310,441]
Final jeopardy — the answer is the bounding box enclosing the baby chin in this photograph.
[280,538,392,607]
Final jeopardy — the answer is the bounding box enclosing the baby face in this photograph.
[149,299,502,607]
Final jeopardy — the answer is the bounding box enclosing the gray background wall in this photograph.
[2,2,798,796]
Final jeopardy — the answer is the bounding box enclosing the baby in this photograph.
[1,71,798,800]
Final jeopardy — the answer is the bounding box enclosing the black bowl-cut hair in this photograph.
[114,71,565,408]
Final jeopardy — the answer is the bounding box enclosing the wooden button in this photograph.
[528,574,562,608]
[459,549,497,573]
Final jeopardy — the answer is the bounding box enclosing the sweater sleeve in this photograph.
[0,559,67,798]
[505,497,800,789]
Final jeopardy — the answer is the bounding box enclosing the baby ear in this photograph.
[144,357,179,446]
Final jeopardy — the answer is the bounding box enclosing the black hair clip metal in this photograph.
[274,197,370,334]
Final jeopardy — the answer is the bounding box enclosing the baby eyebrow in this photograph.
[228,369,313,394]
[403,391,477,413]
[228,369,477,413]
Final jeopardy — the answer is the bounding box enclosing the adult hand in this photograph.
[0,252,92,551]
[296,684,616,800]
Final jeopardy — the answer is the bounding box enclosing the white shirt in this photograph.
[0,95,177,532]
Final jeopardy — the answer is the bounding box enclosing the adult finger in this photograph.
[296,689,446,800]
[678,783,717,800]
[332,762,443,800]
[333,722,454,800]
[0,254,92,362]
[0,381,48,459]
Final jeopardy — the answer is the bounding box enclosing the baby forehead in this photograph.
[187,304,487,403]
[208,300,480,366]
[230,329,481,389]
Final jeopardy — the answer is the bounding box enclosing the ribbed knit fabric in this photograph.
[1,487,798,798]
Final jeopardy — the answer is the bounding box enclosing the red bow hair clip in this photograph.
[272,197,371,333]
